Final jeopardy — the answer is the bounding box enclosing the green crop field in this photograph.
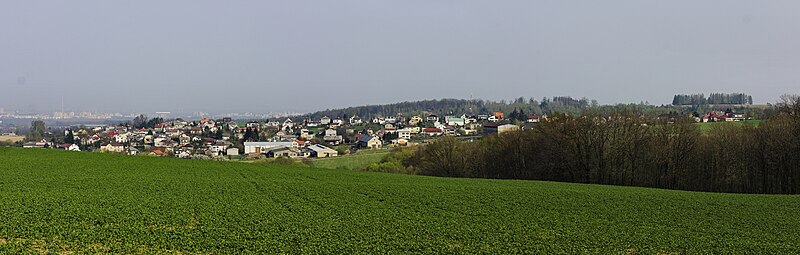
[1,147,799,253]
[310,148,390,170]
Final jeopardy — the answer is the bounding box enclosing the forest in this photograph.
[375,96,800,194]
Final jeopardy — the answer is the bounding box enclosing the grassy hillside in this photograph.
[695,119,761,133]
[310,149,390,170]
[1,148,799,253]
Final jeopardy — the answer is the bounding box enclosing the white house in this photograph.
[58,143,80,151]
[446,117,465,126]
[209,143,228,155]
[320,116,331,125]
[349,115,363,125]
[226,147,240,156]
[526,115,544,123]
[244,141,297,154]
[323,129,343,145]
[397,129,411,140]
[282,118,294,129]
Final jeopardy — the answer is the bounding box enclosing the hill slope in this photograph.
[0,147,799,253]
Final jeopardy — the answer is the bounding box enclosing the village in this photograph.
[10,108,752,161]
[14,111,542,159]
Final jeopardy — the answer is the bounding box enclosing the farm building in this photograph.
[308,144,338,158]
[483,124,520,136]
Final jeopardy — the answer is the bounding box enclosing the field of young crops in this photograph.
[310,148,390,170]
[1,147,799,253]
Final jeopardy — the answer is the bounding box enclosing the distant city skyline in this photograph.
[2,1,799,113]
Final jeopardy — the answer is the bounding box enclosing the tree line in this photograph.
[300,97,603,120]
[377,96,800,194]
[672,93,753,105]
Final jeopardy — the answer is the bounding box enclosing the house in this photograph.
[323,129,343,145]
[300,129,314,140]
[243,141,297,154]
[57,143,80,151]
[408,116,423,125]
[443,126,457,136]
[702,112,725,122]
[390,138,409,146]
[527,115,544,123]
[726,113,747,122]
[282,118,294,129]
[100,142,125,153]
[492,111,505,120]
[426,114,439,123]
[150,147,166,156]
[179,134,191,144]
[405,126,421,134]
[209,142,228,155]
[446,117,465,126]
[357,135,382,149]
[463,123,480,135]
[154,137,170,147]
[149,146,173,157]
[397,129,412,140]
[349,115,363,125]
[308,144,338,158]
[114,134,128,143]
[166,129,182,137]
[320,116,332,125]
[127,147,139,155]
[177,150,191,158]
[422,128,443,136]
[483,124,520,135]
[190,126,203,135]
[226,147,240,156]
[266,121,281,127]
[465,115,478,124]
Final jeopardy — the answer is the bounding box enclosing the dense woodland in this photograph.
[375,96,800,194]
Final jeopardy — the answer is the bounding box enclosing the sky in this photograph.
[1,0,799,114]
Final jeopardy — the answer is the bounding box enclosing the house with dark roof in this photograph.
[357,135,382,149]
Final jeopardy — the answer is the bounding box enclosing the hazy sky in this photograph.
[1,0,799,113]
